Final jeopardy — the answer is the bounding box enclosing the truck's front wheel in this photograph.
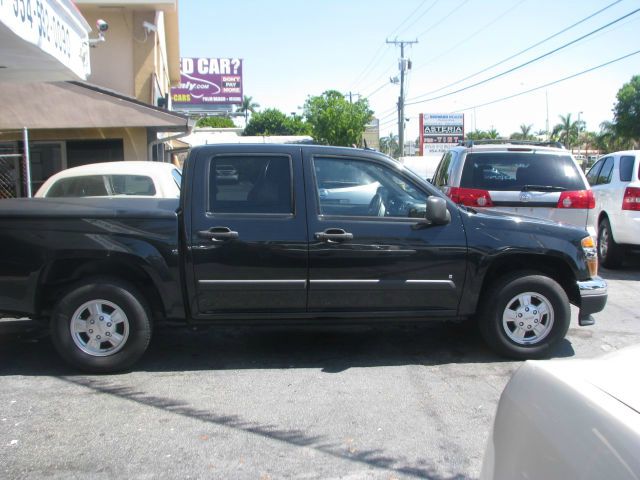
[51,278,152,373]
[479,273,570,359]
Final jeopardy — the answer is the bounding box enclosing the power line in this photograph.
[350,45,389,91]
[388,0,431,38]
[451,49,640,113]
[357,0,460,114]
[379,118,398,131]
[405,6,640,106]
[366,0,464,96]
[407,0,625,102]
[350,0,434,90]
[370,0,468,123]
[380,116,397,126]
[394,0,440,37]
[378,111,397,123]
[363,82,390,99]
[412,0,527,72]
[415,0,470,39]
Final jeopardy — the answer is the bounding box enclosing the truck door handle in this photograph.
[315,228,353,242]
[198,226,239,241]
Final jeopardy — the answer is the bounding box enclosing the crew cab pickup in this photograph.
[0,145,608,372]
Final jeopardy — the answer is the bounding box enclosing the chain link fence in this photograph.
[0,148,23,199]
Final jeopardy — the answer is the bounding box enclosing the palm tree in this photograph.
[466,129,486,140]
[379,133,399,157]
[552,114,580,148]
[535,129,548,139]
[510,124,534,141]
[486,128,500,139]
[520,123,533,140]
[237,95,260,125]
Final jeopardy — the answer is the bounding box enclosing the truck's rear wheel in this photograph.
[51,278,152,373]
[479,273,570,359]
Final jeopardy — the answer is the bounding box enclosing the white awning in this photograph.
[0,0,91,81]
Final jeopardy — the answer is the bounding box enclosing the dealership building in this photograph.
[0,0,188,198]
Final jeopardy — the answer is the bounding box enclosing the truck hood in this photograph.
[459,204,589,238]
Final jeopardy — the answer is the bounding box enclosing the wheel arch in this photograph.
[597,211,618,242]
[36,255,167,323]
[477,253,579,308]
[598,210,610,224]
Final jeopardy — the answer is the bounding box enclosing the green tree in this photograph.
[237,95,260,125]
[303,90,373,146]
[596,120,635,152]
[243,108,311,136]
[578,130,597,151]
[465,129,503,141]
[195,116,235,128]
[613,75,640,144]
[466,129,488,140]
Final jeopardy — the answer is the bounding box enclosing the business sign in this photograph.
[171,57,243,106]
[0,0,91,80]
[419,113,465,154]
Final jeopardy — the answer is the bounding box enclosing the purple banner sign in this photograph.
[171,57,243,105]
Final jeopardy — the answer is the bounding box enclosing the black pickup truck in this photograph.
[0,144,607,372]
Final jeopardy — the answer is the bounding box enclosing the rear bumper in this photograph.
[577,277,607,326]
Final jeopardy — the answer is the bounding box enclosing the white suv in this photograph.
[431,141,595,235]
[586,150,640,268]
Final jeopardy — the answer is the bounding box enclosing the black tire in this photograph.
[479,272,570,359]
[51,278,152,373]
[598,217,623,269]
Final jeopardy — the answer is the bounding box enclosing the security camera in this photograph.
[96,19,109,32]
[88,19,108,46]
[142,21,157,33]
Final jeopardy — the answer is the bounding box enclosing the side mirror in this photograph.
[425,196,451,225]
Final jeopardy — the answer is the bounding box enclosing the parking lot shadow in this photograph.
[0,321,575,376]
[600,253,640,280]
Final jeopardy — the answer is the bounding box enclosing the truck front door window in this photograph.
[313,157,427,218]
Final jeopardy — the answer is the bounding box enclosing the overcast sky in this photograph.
[179,0,640,140]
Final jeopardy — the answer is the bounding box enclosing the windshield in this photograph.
[460,153,585,191]
[172,169,182,189]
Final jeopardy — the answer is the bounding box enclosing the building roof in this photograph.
[0,81,189,132]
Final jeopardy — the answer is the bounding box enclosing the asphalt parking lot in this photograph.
[1,258,639,479]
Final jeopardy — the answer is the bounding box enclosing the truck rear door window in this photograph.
[207,155,293,214]
[460,153,584,191]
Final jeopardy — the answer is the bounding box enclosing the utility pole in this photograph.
[386,38,417,157]
[545,90,550,141]
[345,92,361,104]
